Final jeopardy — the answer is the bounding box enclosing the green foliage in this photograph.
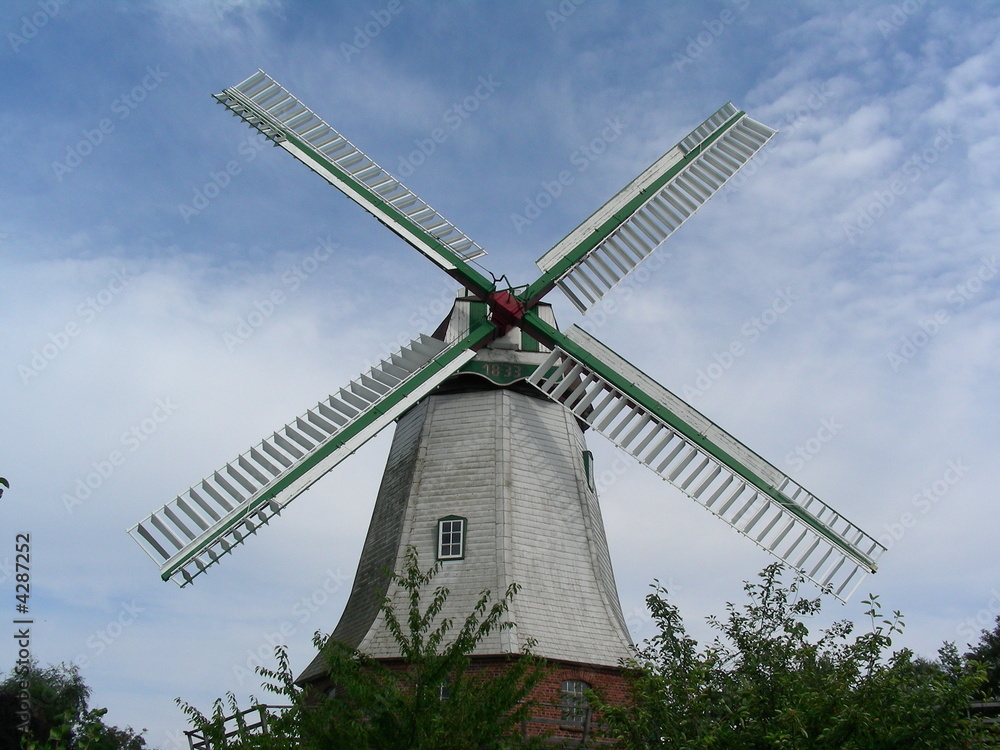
[594,563,999,749]
[967,615,1000,700]
[179,547,548,749]
[0,661,146,750]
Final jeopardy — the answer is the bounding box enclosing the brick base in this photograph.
[508,657,628,746]
[303,655,629,746]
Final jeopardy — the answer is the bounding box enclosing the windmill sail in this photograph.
[129,326,491,585]
[528,103,776,312]
[525,318,885,601]
[214,70,494,298]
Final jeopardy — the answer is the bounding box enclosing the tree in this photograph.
[0,660,147,750]
[593,563,999,749]
[967,615,1000,700]
[179,547,549,749]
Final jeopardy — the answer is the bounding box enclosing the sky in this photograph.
[1,0,999,744]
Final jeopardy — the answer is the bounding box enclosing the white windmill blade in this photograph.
[129,325,491,586]
[529,103,776,313]
[213,70,495,298]
[525,319,885,602]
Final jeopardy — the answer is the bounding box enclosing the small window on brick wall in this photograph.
[560,679,590,724]
[437,516,466,560]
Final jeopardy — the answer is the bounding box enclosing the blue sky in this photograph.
[2,0,999,744]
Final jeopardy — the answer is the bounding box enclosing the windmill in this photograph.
[130,71,885,709]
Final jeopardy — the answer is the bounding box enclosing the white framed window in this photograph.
[560,679,590,724]
[437,516,466,560]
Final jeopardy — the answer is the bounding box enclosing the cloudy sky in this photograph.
[2,0,999,744]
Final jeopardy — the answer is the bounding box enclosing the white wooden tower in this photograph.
[298,296,633,682]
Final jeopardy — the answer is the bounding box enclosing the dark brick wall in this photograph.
[387,655,629,745]
[304,655,631,746]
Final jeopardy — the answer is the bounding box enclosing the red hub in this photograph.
[487,290,525,336]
